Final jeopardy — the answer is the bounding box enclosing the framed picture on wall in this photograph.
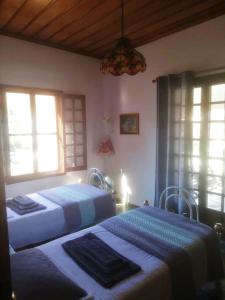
[120,113,139,134]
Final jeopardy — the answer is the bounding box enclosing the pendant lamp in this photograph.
[100,0,146,76]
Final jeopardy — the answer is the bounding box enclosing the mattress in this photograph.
[35,207,223,300]
[7,184,115,249]
[38,225,171,300]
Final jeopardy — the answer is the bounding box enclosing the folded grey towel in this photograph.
[7,200,46,215]
[13,196,36,207]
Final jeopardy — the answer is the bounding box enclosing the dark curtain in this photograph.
[155,71,194,210]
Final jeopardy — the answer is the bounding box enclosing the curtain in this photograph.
[155,71,194,210]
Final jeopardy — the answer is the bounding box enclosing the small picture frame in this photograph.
[120,113,139,134]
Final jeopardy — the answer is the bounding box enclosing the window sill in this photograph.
[66,166,87,172]
[5,171,66,185]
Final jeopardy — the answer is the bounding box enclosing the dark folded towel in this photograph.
[13,195,37,207]
[7,199,46,215]
[63,233,141,288]
[11,201,38,210]
[11,248,87,300]
[70,242,127,275]
[80,233,123,267]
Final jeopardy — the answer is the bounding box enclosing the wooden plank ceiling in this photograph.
[0,0,225,59]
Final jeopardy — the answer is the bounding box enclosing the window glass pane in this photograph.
[208,159,223,175]
[9,136,33,176]
[192,140,200,156]
[192,106,201,121]
[211,84,225,102]
[208,140,224,158]
[75,123,83,133]
[74,111,83,121]
[75,134,83,144]
[209,123,224,139]
[174,123,179,138]
[36,95,57,133]
[210,103,225,121]
[174,156,179,170]
[64,110,73,121]
[173,171,179,184]
[75,145,84,156]
[63,95,86,171]
[64,98,73,109]
[66,145,74,157]
[74,99,82,109]
[174,88,181,105]
[193,87,201,104]
[189,173,199,189]
[191,157,200,172]
[207,176,222,193]
[6,92,32,134]
[174,106,185,122]
[65,134,74,145]
[207,193,221,211]
[65,123,73,134]
[76,156,84,167]
[37,135,58,172]
[192,123,200,139]
[174,140,179,154]
[174,106,181,122]
[66,157,75,168]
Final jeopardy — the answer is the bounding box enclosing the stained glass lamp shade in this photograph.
[100,37,146,76]
[100,0,146,76]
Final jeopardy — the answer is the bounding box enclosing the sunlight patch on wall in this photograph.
[120,169,132,206]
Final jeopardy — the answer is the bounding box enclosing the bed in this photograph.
[11,206,224,300]
[7,183,115,249]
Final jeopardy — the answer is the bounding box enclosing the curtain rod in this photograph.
[152,66,225,83]
[195,65,225,77]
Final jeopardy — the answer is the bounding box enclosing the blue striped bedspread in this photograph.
[38,184,115,232]
[101,206,224,300]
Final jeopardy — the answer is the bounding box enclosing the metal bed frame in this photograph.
[159,186,199,222]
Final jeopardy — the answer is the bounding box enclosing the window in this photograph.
[63,94,87,171]
[2,87,64,183]
[189,75,225,217]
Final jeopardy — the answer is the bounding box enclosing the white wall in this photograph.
[103,15,225,206]
[0,36,105,197]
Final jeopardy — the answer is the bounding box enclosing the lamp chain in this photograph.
[121,0,124,38]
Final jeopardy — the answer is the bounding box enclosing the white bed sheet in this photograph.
[7,193,66,249]
[38,225,172,300]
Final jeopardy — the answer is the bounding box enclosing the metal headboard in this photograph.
[87,168,106,190]
[159,186,199,222]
